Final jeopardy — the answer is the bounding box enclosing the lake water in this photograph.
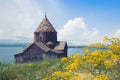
[0,46,85,63]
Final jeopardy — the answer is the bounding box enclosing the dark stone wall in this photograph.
[65,43,68,57]
[14,54,23,63]
[34,32,57,43]
[15,44,44,63]
[15,39,68,63]
[22,45,44,62]
[15,44,60,63]
[34,32,39,42]
[45,32,57,43]
[59,43,68,58]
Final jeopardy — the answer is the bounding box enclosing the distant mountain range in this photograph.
[0,43,27,47]
[0,39,88,47]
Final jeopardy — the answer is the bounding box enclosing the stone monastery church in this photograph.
[14,15,68,63]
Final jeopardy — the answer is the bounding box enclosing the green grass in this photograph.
[0,57,120,80]
[0,59,63,80]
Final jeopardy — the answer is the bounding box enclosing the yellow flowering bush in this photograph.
[61,57,68,62]
[66,62,78,70]
[103,36,108,41]
[43,71,71,80]
[69,54,81,59]
[53,71,63,77]
[43,37,120,80]
[104,60,114,68]
[83,48,90,53]
[94,75,109,80]
[63,72,71,77]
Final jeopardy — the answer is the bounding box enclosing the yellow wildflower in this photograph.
[94,75,109,80]
[104,60,114,68]
[96,43,101,48]
[91,51,99,57]
[73,58,81,63]
[51,77,56,80]
[42,76,50,80]
[103,36,108,41]
[84,48,90,53]
[63,72,71,77]
[70,78,76,80]
[109,44,117,50]
[93,63,97,67]
[69,54,80,59]
[74,73,80,77]
[66,62,78,70]
[53,71,62,77]
[28,63,32,67]
[63,77,68,80]
[47,62,50,64]
[42,77,49,80]
[111,54,119,60]
[61,57,67,62]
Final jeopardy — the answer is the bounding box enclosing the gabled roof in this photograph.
[35,16,57,32]
[54,41,67,51]
[14,43,34,56]
[34,41,67,53]
[14,41,67,56]
[24,43,33,50]
[34,42,51,52]
[51,49,64,54]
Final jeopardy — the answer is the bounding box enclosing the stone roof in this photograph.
[34,42,51,52]
[15,41,66,56]
[54,41,67,51]
[34,42,66,54]
[35,16,57,32]
[51,49,64,54]
[24,43,33,50]
[46,41,54,46]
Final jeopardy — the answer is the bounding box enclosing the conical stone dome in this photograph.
[35,16,56,32]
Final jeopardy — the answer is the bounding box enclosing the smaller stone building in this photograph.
[14,15,68,63]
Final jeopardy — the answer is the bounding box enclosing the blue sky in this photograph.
[0,0,120,45]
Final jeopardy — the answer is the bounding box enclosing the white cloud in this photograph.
[0,0,102,45]
[58,17,100,45]
[114,29,120,37]
[0,0,44,42]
